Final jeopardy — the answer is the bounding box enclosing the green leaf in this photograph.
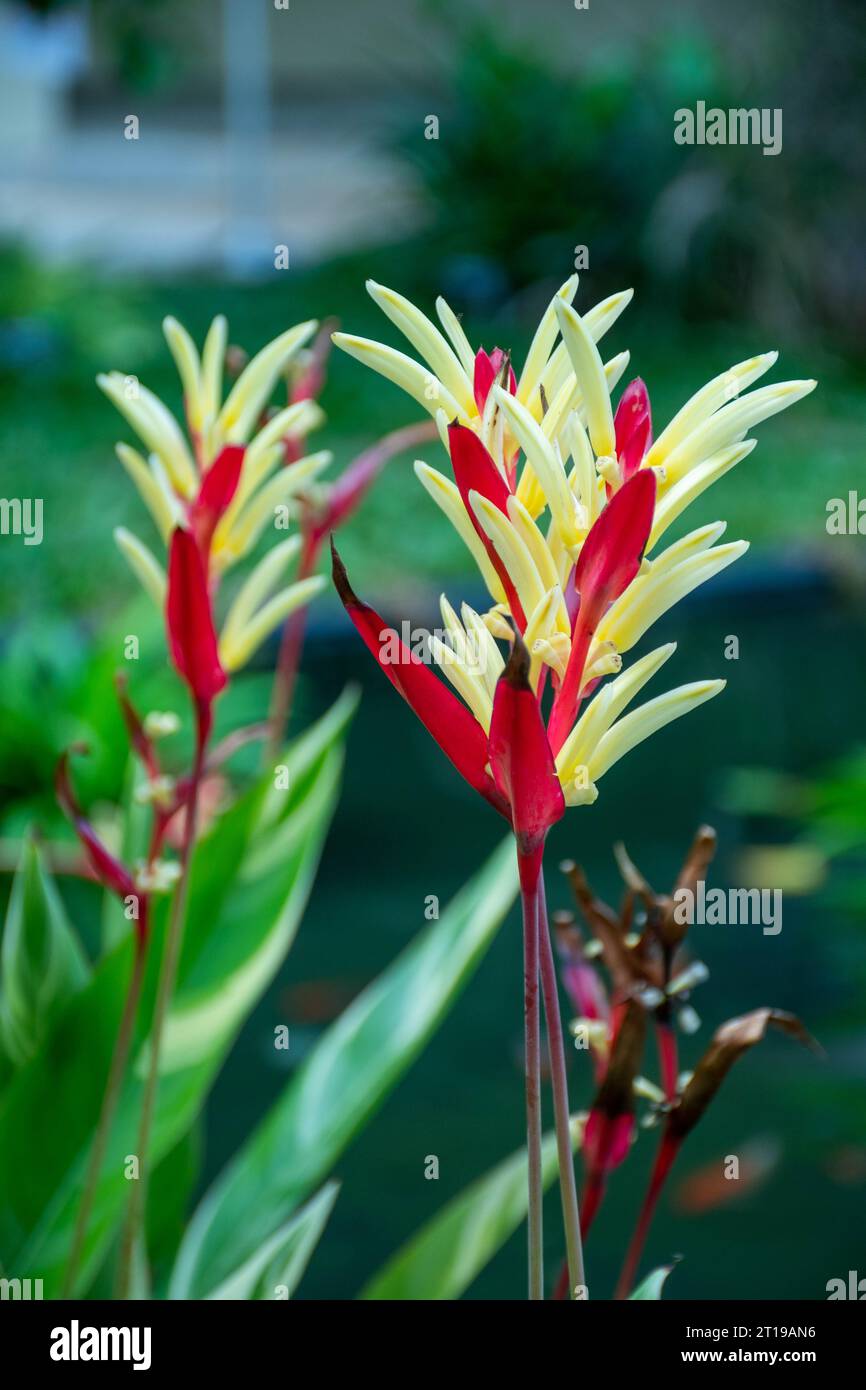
[361,1130,570,1300]
[629,1264,675,1299]
[0,691,355,1296]
[207,1183,339,1300]
[146,1121,203,1280]
[169,835,519,1299]
[0,836,89,1068]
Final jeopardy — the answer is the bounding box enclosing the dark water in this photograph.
[206,571,866,1300]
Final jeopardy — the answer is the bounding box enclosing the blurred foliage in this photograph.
[394,4,866,350]
[722,748,866,1030]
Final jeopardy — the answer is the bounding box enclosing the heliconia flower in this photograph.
[100,316,330,579]
[102,316,336,677]
[55,748,139,909]
[166,528,227,711]
[333,278,816,810]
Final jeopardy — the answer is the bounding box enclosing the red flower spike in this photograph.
[488,629,565,856]
[56,749,138,903]
[310,420,437,550]
[548,468,657,755]
[447,422,526,629]
[473,347,516,414]
[166,527,227,708]
[190,445,245,557]
[114,673,159,779]
[331,540,508,818]
[614,378,652,481]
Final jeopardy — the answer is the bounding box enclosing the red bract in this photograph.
[309,421,438,551]
[56,749,138,906]
[189,444,244,558]
[114,673,159,779]
[331,540,509,817]
[488,632,564,865]
[473,347,516,414]
[166,527,227,710]
[447,422,527,629]
[549,467,657,755]
[614,378,652,482]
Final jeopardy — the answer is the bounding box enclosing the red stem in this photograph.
[537,872,586,1297]
[518,844,544,1300]
[614,1131,681,1299]
[115,702,211,1297]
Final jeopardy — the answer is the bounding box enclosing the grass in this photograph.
[1,238,864,627]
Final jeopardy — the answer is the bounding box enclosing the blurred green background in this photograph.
[0,0,864,1298]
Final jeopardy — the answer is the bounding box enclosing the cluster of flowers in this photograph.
[330,275,815,1299]
[332,276,815,843]
[553,831,817,1298]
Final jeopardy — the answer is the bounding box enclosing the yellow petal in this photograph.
[516,273,579,408]
[333,333,462,420]
[216,450,331,564]
[366,281,475,414]
[659,380,817,485]
[113,526,166,608]
[495,388,582,549]
[597,541,748,652]
[648,441,755,551]
[217,321,317,443]
[220,575,325,671]
[220,535,302,653]
[556,642,676,783]
[98,372,197,497]
[430,634,493,731]
[200,315,228,422]
[646,352,777,468]
[115,443,175,542]
[163,316,202,430]
[413,461,506,604]
[469,490,545,618]
[435,296,476,375]
[588,680,726,781]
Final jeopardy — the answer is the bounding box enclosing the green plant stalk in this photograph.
[115,713,209,1298]
[61,928,148,1297]
[537,873,586,1298]
[518,846,544,1300]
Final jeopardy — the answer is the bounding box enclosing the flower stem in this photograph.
[537,872,586,1299]
[518,845,544,1301]
[61,927,148,1298]
[614,1132,680,1299]
[115,708,209,1298]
